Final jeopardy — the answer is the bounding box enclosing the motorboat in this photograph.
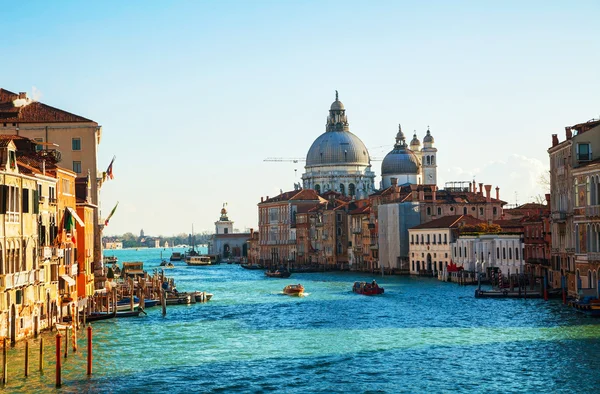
[165,293,192,305]
[186,256,211,266]
[241,263,264,270]
[160,261,175,268]
[569,297,600,316]
[352,281,384,295]
[103,255,118,265]
[283,284,304,296]
[265,270,291,278]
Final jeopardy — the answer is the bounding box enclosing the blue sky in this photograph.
[3,1,599,236]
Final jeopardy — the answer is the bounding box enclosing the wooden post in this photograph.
[87,325,92,376]
[161,289,167,316]
[543,274,549,301]
[24,340,29,377]
[2,338,7,385]
[64,327,69,359]
[55,333,62,388]
[130,277,134,312]
[72,320,77,353]
[562,275,567,305]
[39,338,44,373]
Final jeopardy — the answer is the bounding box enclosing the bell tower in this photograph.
[421,127,437,185]
[215,203,234,235]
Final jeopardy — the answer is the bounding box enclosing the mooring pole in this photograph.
[87,325,93,376]
[24,340,29,377]
[39,338,44,373]
[55,333,62,388]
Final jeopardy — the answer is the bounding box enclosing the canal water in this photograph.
[4,247,600,393]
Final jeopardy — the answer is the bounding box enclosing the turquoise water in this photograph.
[3,247,600,393]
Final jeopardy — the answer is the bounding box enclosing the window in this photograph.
[497,247,500,258]
[34,138,43,152]
[420,235,424,244]
[515,248,519,260]
[73,161,82,174]
[493,207,498,215]
[72,138,81,151]
[463,207,467,215]
[22,189,29,213]
[427,234,430,244]
[3,186,21,223]
[349,183,356,197]
[577,143,591,161]
[339,184,345,196]
[411,234,414,244]
[479,207,484,215]
[509,248,512,259]
[444,234,447,244]
[427,207,431,215]
[224,228,228,234]
[437,207,441,215]
[503,248,506,259]
[315,184,320,194]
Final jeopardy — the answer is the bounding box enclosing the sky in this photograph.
[2,1,599,236]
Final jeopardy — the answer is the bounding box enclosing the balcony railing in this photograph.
[586,205,600,218]
[2,270,35,290]
[552,211,567,222]
[588,252,600,262]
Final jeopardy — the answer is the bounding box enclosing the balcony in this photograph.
[552,211,566,222]
[586,205,600,218]
[70,264,78,276]
[2,271,35,290]
[49,198,57,205]
[588,252,600,262]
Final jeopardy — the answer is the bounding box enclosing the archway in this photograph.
[426,253,432,271]
[223,244,230,258]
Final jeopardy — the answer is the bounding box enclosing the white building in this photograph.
[209,206,250,260]
[408,215,481,274]
[302,92,376,199]
[451,234,525,275]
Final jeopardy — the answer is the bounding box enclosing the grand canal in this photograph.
[4,248,600,393]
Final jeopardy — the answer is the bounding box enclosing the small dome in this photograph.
[410,133,421,147]
[423,128,434,144]
[381,146,421,175]
[220,207,227,215]
[330,100,345,111]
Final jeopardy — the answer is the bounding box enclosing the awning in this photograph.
[60,275,76,286]
[67,207,85,227]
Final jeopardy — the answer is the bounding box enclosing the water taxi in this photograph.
[283,284,304,296]
[186,256,211,266]
[352,281,384,295]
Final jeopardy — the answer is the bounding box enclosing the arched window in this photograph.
[496,247,500,259]
[515,248,519,260]
[464,247,467,257]
[437,207,442,215]
[502,247,506,259]
[420,235,424,244]
[426,156,430,165]
[463,207,467,215]
[339,184,345,196]
[509,248,512,260]
[588,270,592,289]
[349,183,356,197]
[315,184,321,194]
[427,207,431,215]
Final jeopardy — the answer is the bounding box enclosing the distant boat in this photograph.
[103,255,118,265]
[186,256,211,266]
[265,270,291,278]
[170,252,183,261]
[352,281,384,296]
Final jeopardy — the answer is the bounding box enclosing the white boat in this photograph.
[116,301,140,311]
[186,256,211,266]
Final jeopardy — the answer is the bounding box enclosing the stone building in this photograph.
[209,206,250,261]
[0,89,104,277]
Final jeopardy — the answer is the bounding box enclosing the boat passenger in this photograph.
[372,280,378,288]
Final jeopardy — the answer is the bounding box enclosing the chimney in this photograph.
[484,185,492,202]
[410,184,418,200]
[18,92,26,99]
[565,127,572,140]
[261,197,264,203]
[266,196,269,200]
[496,186,500,201]
[479,183,483,195]
[545,193,551,206]
[552,134,559,147]
[250,228,254,237]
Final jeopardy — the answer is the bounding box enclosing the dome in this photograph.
[423,128,434,144]
[410,133,421,147]
[381,146,421,175]
[306,130,370,167]
[330,100,345,111]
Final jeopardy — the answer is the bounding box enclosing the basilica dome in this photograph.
[305,130,370,167]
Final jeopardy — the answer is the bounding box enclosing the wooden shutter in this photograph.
[0,185,7,214]
[22,188,29,214]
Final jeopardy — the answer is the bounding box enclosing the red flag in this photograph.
[106,156,115,180]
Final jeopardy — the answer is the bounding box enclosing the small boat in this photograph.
[170,252,183,261]
[283,284,304,296]
[187,291,213,302]
[165,293,192,305]
[569,297,600,316]
[352,281,384,296]
[241,263,264,270]
[117,297,140,311]
[160,261,175,268]
[85,310,143,322]
[186,256,211,266]
[103,255,118,265]
[265,270,291,278]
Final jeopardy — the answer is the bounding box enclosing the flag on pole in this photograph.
[63,208,77,245]
[106,156,116,180]
[104,202,119,226]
